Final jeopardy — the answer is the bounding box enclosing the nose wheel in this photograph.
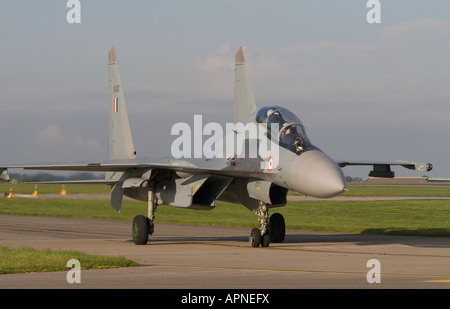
[249,202,286,247]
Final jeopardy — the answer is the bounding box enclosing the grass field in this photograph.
[0,246,139,275]
[0,183,109,195]
[1,183,449,274]
[2,182,450,196]
[1,184,449,237]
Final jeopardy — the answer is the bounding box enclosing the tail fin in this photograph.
[234,46,257,123]
[108,46,136,160]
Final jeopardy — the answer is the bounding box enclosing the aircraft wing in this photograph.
[2,158,432,181]
[1,157,269,182]
[336,160,433,178]
[5,162,155,173]
[1,157,272,212]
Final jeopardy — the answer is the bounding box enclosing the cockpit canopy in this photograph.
[255,106,318,154]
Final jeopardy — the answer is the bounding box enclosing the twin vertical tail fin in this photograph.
[234,46,257,124]
[108,46,136,161]
[106,46,254,211]
[109,45,253,156]
[108,46,136,212]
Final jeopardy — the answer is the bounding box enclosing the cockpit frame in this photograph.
[254,106,318,155]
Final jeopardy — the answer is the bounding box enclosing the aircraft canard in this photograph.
[1,46,432,247]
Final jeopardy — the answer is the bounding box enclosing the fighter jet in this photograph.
[1,46,432,247]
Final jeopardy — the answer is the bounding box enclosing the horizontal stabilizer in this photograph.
[337,160,433,178]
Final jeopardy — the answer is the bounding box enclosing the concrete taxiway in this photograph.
[0,214,449,289]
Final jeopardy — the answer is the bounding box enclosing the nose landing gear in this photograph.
[249,201,286,247]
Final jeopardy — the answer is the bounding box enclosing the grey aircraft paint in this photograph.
[1,46,432,247]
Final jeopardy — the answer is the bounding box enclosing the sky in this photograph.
[0,1,449,179]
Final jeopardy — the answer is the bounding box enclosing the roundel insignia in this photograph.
[267,156,274,172]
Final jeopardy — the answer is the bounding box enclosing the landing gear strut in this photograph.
[249,201,286,248]
[132,187,157,245]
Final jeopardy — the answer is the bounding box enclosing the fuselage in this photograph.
[122,106,346,210]
[238,106,346,198]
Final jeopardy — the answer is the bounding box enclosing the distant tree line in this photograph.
[345,176,365,183]
[10,172,105,183]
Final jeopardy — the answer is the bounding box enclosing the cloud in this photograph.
[34,125,64,144]
[214,0,283,7]
[25,124,104,163]
[272,19,450,61]
[191,43,235,99]
[380,19,450,42]
[196,43,234,72]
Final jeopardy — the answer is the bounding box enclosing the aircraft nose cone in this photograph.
[291,150,346,198]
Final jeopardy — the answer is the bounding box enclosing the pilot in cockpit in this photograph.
[267,109,304,153]
[266,108,283,125]
[279,125,304,153]
[258,106,314,154]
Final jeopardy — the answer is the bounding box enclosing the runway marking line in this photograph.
[155,241,450,260]
[143,263,450,281]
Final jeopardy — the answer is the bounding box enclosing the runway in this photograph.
[0,214,449,289]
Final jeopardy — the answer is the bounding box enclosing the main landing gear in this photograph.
[131,190,286,247]
[132,187,157,245]
[249,201,285,248]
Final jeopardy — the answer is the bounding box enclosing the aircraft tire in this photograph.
[261,233,271,247]
[132,215,149,245]
[270,213,285,243]
[250,228,261,247]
